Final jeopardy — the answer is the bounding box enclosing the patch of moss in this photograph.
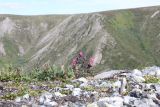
[61,90,72,95]
[1,93,18,100]
[29,90,42,97]
[82,85,95,91]
[144,75,160,83]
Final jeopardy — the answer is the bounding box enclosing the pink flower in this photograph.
[71,57,77,67]
[89,57,94,66]
[79,51,84,57]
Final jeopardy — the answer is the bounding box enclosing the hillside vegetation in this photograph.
[0,6,160,72]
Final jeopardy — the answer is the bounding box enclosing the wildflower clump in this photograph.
[71,50,95,77]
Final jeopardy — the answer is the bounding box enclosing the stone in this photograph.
[154,84,160,91]
[99,96,123,107]
[67,102,85,107]
[54,92,65,97]
[66,84,74,90]
[145,84,151,89]
[134,98,159,107]
[78,77,88,83]
[113,80,121,88]
[142,66,160,77]
[42,92,53,99]
[87,102,98,107]
[130,89,143,98]
[94,70,126,79]
[21,105,28,107]
[22,94,30,100]
[31,104,39,107]
[123,96,136,105]
[39,96,45,105]
[44,101,58,107]
[99,81,112,88]
[54,87,62,92]
[156,93,160,100]
[132,69,142,76]
[0,85,3,90]
[80,83,88,88]
[72,88,82,97]
[131,75,145,83]
[110,96,123,107]
[119,78,127,94]
[97,101,110,107]
[15,97,21,102]
[39,92,53,105]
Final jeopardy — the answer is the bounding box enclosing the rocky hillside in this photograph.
[0,6,160,72]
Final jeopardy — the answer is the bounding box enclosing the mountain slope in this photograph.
[0,6,160,72]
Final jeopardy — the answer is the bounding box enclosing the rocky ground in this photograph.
[0,66,160,107]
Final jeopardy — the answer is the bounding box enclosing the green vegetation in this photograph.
[0,64,75,82]
[0,6,160,73]
[144,75,160,83]
[61,90,72,95]
[0,65,75,100]
[82,85,95,91]
[99,9,160,71]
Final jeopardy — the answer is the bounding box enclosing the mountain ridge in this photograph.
[0,6,160,72]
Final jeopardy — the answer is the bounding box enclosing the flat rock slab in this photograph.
[94,70,127,79]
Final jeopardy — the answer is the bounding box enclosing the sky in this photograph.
[0,0,160,15]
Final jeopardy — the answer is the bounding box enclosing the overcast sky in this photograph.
[0,0,160,15]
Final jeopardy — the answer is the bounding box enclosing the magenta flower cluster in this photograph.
[71,51,94,69]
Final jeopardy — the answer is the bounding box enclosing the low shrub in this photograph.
[71,51,94,77]
[0,64,75,82]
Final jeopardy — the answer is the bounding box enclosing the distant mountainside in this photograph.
[0,6,160,72]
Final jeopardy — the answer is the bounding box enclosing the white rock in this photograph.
[111,96,124,107]
[22,94,30,100]
[134,98,158,107]
[123,96,130,104]
[120,78,127,94]
[123,96,136,104]
[44,101,58,107]
[87,102,98,107]
[132,69,142,76]
[132,75,145,83]
[113,80,121,88]
[154,84,160,91]
[99,96,123,107]
[142,66,160,77]
[145,84,151,89]
[39,105,46,107]
[94,70,125,79]
[135,85,140,89]
[103,103,114,107]
[39,92,53,104]
[97,101,114,107]
[15,97,21,102]
[80,83,88,88]
[66,84,74,90]
[44,98,51,104]
[99,97,110,102]
[42,92,53,99]
[54,92,65,97]
[83,91,90,98]
[78,77,88,83]
[21,105,28,107]
[99,81,112,88]
[39,96,45,104]
[72,88,82,97]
